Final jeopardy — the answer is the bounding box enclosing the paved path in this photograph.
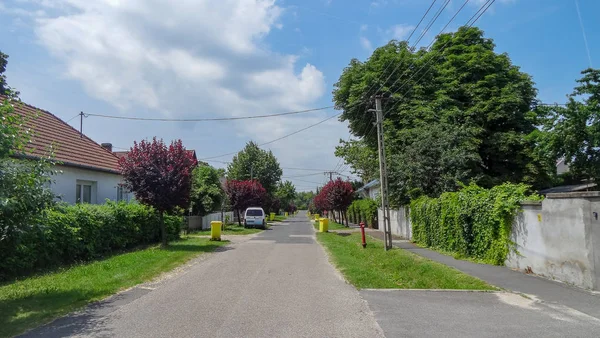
[23,214,383,338]
[366,230,600,337]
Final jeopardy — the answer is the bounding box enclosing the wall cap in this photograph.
[521,201,542,206]
[546,191,600,199]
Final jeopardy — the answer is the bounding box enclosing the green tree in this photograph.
[275,180,296,208]
[334,139,378,182]
[190,165,224,216]
[227,141,282,195]
[294,191,315,210]
[542,68,600,182]
[333,27,545,203]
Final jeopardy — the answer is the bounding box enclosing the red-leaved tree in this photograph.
[224,180,267,226]
[316,178,354,226]
[119,137,197,247]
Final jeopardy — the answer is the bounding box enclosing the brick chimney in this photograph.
[101,143,113,152]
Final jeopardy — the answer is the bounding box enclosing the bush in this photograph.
[348,199,378,228]
[0,201,182,281]
[410,183,541,265]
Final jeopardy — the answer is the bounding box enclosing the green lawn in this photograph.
[316,232,495,290]
[313,220,349,231]
[271,215,287,222]
[190,224,263,236]
[0,237,227,337]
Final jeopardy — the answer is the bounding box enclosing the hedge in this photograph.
[0,201,182,281]
[409,183,541,265]
[348,199,378,229]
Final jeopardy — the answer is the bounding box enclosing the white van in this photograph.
[244,207,266,229]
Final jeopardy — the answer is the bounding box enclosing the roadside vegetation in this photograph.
[316,232,494,290]
[0,236,226,337]
[190,224,263,236]
[313,220,348,231]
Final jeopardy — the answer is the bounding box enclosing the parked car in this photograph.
[244,207,266,229]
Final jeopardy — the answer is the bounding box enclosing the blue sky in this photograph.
[1,0,598,191]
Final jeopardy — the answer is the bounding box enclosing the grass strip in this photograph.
[316,232,495,290]
[0,236,226,337]
[190,224,263,236]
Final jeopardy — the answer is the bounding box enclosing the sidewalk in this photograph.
[367,230,600,319]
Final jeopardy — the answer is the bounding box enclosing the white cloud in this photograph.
[5,0,354,188]
[387,24,415,41]
[360,36,373,51]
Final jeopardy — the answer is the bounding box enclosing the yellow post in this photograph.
[211,221,222,241]
[270,212,275,221]
[285,212,288,217]
[319,218,329,232]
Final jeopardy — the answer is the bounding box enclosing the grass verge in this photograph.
[272,215,287,222]
[312,220,349,231]
[0,236,227,337]
[190,224,263,236]
[316,232,495,290]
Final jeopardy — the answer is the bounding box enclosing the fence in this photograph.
[186,211,235,230]
[378,192,600,290]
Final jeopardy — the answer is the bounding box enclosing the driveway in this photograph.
[22,214,383,338]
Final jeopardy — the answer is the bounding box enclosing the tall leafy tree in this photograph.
[190,165,224,216]
[542,68,600,182]
[333,27,545,203]
[119,138,197,247]
[224,180,267,226]
[334,139,378,182]
[275,180,296,209]
[227,141,282,195]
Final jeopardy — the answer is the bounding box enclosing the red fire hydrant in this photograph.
[360,222,367,248]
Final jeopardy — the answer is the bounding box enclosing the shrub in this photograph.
[410,183,541,265]
[0,201,182,281]
[348,199,378,228]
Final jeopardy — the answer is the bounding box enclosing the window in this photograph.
[117,185,129,202]
[76,184,92,203]
[76,180,95,204]
[246,209,263,217]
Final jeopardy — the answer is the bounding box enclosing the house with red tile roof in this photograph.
[7,97,129,204]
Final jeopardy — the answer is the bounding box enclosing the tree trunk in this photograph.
[344,210,349,227]
[237,209,242,226]
[331,210,337,223]
[159,210,167,248]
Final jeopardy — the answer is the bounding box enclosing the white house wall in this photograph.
[51,165,122,204]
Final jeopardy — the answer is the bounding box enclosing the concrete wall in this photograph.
[378,206,411,239]
[378,192,600,290]
[52,165,124,204]
[507,193,600,290]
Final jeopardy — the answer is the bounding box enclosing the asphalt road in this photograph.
[362,289,600,337]
[23,214,384,338]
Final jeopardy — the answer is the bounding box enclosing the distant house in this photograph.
[356,179,380,200]
[9,98,127,204]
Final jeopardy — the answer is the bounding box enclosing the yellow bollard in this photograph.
[211,221,222,241]
[285,212,288,217]
[319,218,329,232]
[270,212,275,221]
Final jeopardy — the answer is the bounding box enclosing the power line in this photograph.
[65,113,81,123]
[574,0,593,68]
[200,112,341,160]
[84,106,334,122]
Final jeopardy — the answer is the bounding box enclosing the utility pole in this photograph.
[374,96,393,251]
[323,171,341,182]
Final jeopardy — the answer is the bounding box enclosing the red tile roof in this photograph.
[5,97,121,174]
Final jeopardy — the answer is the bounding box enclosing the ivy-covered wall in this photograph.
[409,183,541,265]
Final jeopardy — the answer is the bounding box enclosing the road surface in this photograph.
[23,214,384,338]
